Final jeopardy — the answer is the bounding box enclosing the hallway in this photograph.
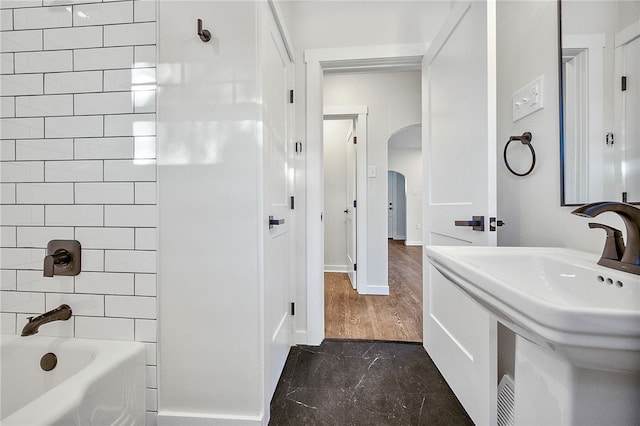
[324,240,423,342]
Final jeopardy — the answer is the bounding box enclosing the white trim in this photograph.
[304,44,427,345]
[364,284,390,296]
[424,1,471,66]
[324,265,350,273]
[614,20,640,48]
[324,105,368,116]
[405,241,423,246]
[267,0,295,63]
[158,412,261,426]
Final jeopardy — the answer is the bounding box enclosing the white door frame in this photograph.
[304,44,427,345]
[324,106,368,293]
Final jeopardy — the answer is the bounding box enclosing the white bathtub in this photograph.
[0,334,146,426]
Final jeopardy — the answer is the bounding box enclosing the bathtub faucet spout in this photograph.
[21,304,72,337]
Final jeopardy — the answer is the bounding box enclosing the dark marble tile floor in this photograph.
[269,339,474,425]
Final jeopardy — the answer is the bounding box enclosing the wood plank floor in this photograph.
[324,240,423,342]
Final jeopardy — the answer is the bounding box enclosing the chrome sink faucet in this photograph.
[572,202,640,275]
[21,304,72,336]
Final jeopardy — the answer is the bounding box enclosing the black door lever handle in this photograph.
[454,216,485,231]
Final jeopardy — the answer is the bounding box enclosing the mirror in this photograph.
[559,1,640,205]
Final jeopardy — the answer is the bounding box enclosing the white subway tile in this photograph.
[0,74,43,96]
[104,159,155,181]
[17,182,74,204]
[146,389,157,412]
[0,0,42,9]
[105,113,155,137]
[0,30,43,53]
[134,46,155,68]
[18,312,75,337]
[45,160,103,182]
[104,205,156,227]
[74,137,133,160]
[75,92,133,115]
[0,205,44,226]
[75,271,134,295]
[45,205,103,226]
[75,182,134,204]
[134,273,155,296]
[134,0,155,23]
[1,270,17,290]
[1,226,16,247]
[104,22,155,47]
[46,292,104,316]
[1,183,16,204]
[73,1,133,27]
[0,247,44,269]
[143,342,155,365]
[75,226,134,249]
[145,365,157,388]
[105,295,155,319]
[134,91,154,113]
[1,312,16,333]
[1,53,14,74]
[135,318,155,342]
[104,68,154,92]
[45,116,103,138]
[81,249,104,271]
[1,161,44,182]
[0,140,16,161]
[134,228,155,250]
[45,71,102,94]
[0,9,12,31]
[0,96,15,118]
[0,291,44,313]
[16,226,74,248]
[15,94,73,117]
[17,270,74,293]
[134,182,155,204]
[15,50,72,74]
[74,46,133,71]
[44,26,102,50]
[16,139,73,160]
[105,249,156,273]
[75,316,134,340]
[13,6,72,30]
[0,117,44,139]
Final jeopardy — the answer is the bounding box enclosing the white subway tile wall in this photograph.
[0,1,157,420]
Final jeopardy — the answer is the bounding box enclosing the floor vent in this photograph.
[497,374,515,426]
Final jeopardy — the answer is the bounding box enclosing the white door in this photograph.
[622,34,640,200]
[345,126,357,289]
[388,171,394,238]
[263,7,292,408]
[422,1,497,425]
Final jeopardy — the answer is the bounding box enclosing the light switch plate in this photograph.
[512,75,544,122]
[368,166,377,178]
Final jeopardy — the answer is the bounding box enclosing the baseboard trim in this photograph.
[404,241,422,246]
[359,284,390,296]
[158,411,262,426]
[294,329,308,345]
[324,265,349,273]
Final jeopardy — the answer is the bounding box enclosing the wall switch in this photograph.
[368,166,377,178]
[512,75,544,122]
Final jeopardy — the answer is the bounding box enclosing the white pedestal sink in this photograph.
[425,246,640,425]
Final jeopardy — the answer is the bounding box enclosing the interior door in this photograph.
[388,171,394,238]
[622,34,639,200]
[345,125,357,289]
[422,1,497,425]
[263,6,292,408]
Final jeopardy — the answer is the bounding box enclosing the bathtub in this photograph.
[0,334,146,425]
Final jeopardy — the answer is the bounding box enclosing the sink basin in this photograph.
[425,246,640,373]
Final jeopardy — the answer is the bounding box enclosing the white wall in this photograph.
[323,70,422,292]
[389,147,423,245]
[0,0,158,422]
[290,0,451,338]
[157,0,264,423]
[323,120,351,271]
[496,0,621,252]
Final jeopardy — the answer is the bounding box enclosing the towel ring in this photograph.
[503,132,535,177]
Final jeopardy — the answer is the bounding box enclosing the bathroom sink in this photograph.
[425,246,640,373]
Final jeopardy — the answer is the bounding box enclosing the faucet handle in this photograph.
[588,222,625,261]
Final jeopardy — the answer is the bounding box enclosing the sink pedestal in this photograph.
[513,336,640,425]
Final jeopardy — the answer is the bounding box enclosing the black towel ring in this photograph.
[503,132,535,177]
